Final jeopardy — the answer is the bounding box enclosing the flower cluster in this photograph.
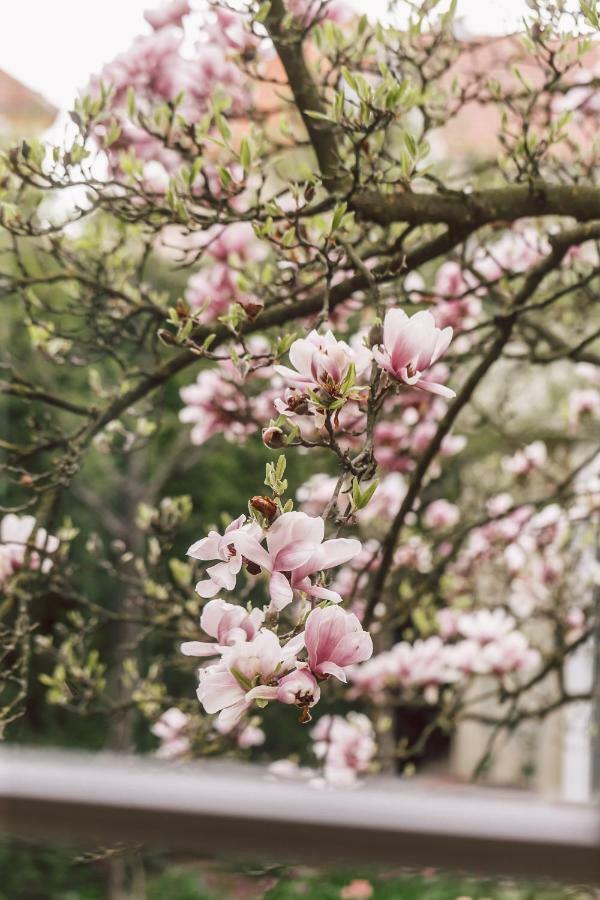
[86,1,251,176]
[349,608,540,705]
[181,501,372,731]
[184,223,266,323]
[269,712,376,788]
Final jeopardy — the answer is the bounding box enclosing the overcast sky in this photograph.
[2,0,528,111]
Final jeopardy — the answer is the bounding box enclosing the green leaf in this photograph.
[331,201,348,233]
[255,0,272,23]
[230,667,252,691]
[239,137,251,171]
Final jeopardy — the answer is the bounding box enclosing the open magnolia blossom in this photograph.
[230,510,362,609]
[187,514,262,598]
[274,329,372,400]
[181,597,264,658]
[195,628,309,730]
[0,514,59,584]
[151,706,190,759]
[312,713,376,787]
[305,604,373,683]
[372,309,455,398]
[349,611,540,704]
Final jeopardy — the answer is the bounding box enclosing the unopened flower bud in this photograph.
[157,329,179,346]
[241,300,263,321]
[250,495,278,523]
[367,323,383,347]
[262,426,285,448]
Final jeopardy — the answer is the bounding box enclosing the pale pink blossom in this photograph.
[287,0,354,25]
[304,605,373,682]
[502,441,547,476]
[144,0,190,31]
[297,473,338,517]
[236,723,266,748]
[388,637,457,698]
[233,511,361,609]
[196,629,295,730]
[437,607,461,639]
[568,388,600,430]
[151,707,190,759]
[181,597,264,657]
[565,607,586,642]
[372,309,454,398]
[274,329,371,398]
[424,499,460,530]
[480,631,540,676]
[179,368,275,446]
[312,712,376,786]
[457,608,515,645]
[0,514,59,583]
[187,515,262,598]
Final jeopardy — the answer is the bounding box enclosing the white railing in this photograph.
[1,746,598,884]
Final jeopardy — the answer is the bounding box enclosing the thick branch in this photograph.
[263,0,347,191]
[354,182,600,228]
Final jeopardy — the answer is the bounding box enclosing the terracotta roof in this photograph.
[0,68,57,135]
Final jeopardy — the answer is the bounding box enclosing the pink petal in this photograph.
[205,561,237,591]
[274,540,316,571]
[269,571,294,610]
[289,337,316,378]
[273,364,311,385]
[245,684,278,702]
[197,671,242,714]
[187,532,220,560]
[195,578,221,598]
[383,308,408,350]
[216,699,249,732]
[200,597,229,637]
[431,326,453,364]
[330,631,373,666]
[416,380,456,399]
[231,532,272,572]
[316,661,347,682]
[180,641,223,657]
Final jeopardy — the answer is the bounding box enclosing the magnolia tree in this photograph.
[1,0,599,786]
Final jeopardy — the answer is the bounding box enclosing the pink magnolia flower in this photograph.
[233,511,361,609]
[144,0,190,31]
[180,597,264,658]
[0,514,59,583]
[388,637,457,697]
[423,499,460,531]
[187,514,262,598]
[312,712,376,786]
[151,707,190,759]
[274,329,371,398]
[236,723,266,748]
[480,631,540,676]
[502,441,547,476]
[457,608,515,645]
[196,629,297,730]
[304,605,373,682]
[372,309,454,398]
